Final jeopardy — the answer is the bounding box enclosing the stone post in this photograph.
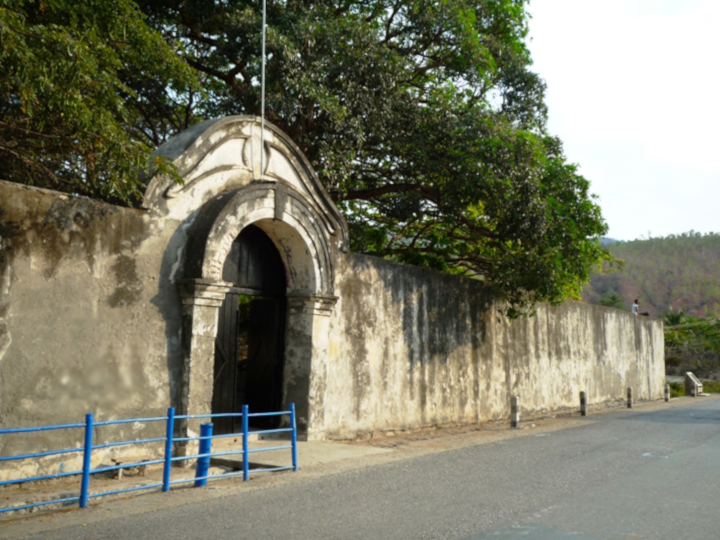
[177,279,232,456]
[664,383,670,402]
[580,391,588,416]
[684,372,703,396]
[284,294,337,441]
[627,387,633,408]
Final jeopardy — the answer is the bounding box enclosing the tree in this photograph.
[599,293,626,311]
[135,0,609,316]
[664,311,720,373]
[2,0,610,316]
[0,0,198,203]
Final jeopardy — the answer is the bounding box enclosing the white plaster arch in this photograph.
[183,182,335,296]
[143,115,349,254]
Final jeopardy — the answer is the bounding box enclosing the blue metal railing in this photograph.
[0,403,298,514]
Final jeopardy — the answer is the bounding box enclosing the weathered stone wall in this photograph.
[0,181,185,476]
[0,179,665,473]
[324,253,665,439]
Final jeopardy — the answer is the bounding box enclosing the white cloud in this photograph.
[527,0,720,240]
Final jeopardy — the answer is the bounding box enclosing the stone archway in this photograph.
[142,116,348,441]
[178,184,337,438]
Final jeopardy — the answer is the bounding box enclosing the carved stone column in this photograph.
[177,279,232,442]
[284,294,337,441]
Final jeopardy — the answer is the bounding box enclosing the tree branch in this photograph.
[333,183,439,203]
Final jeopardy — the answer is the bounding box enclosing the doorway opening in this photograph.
[212,225,287,434]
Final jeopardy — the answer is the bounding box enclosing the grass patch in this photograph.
[668,381,684,398]
[667,379,720,395]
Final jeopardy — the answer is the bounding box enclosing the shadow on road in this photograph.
[618,405,720,425]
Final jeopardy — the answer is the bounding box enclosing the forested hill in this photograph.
[582,232,720,318]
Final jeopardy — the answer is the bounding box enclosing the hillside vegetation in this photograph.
[663,311,720,377]
[583,232,720,318]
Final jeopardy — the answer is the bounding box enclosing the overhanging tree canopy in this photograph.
[2,0,611,316]
[137,0,609,316]
[0,0,197,203]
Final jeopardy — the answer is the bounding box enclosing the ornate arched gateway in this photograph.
[143,116,348,440]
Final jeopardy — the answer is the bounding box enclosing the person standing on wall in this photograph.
[631,299,649,316]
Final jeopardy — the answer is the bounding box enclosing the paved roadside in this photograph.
[0,395,712,538]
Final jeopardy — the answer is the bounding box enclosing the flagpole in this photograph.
[260,0,267,179]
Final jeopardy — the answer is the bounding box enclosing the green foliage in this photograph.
[668,380,720,396]
[137,0,609,316]
[598,293,626,311]
[1,0,610,315]
[667,381,683,398]
[664,310,720,373]
[0,0,198,204]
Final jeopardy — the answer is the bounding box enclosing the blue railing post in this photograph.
[242,405,249,481]
[79,413,93,508]
[290,403,298,471]
[162,407,175,492]
[194,423,213,487]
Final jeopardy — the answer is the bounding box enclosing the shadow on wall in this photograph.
[0,185,179,424]
[339,252,495,369]
[0,207,19,362]
[328,252,499,428]
[149,211,198,412]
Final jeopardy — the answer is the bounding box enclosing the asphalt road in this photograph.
[8,398,720,540]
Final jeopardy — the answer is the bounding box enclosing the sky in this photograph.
[526,0,720,241]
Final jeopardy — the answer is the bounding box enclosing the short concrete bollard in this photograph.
[627,387,633,408]
[664,383,670,402]
[580,391,587,416]
[510,395,520,428]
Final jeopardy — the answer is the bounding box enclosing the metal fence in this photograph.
[0,403,298,514]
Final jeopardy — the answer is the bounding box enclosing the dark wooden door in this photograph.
[212,292,240,434]
[212,225,287,434]
[245,297,287,429]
